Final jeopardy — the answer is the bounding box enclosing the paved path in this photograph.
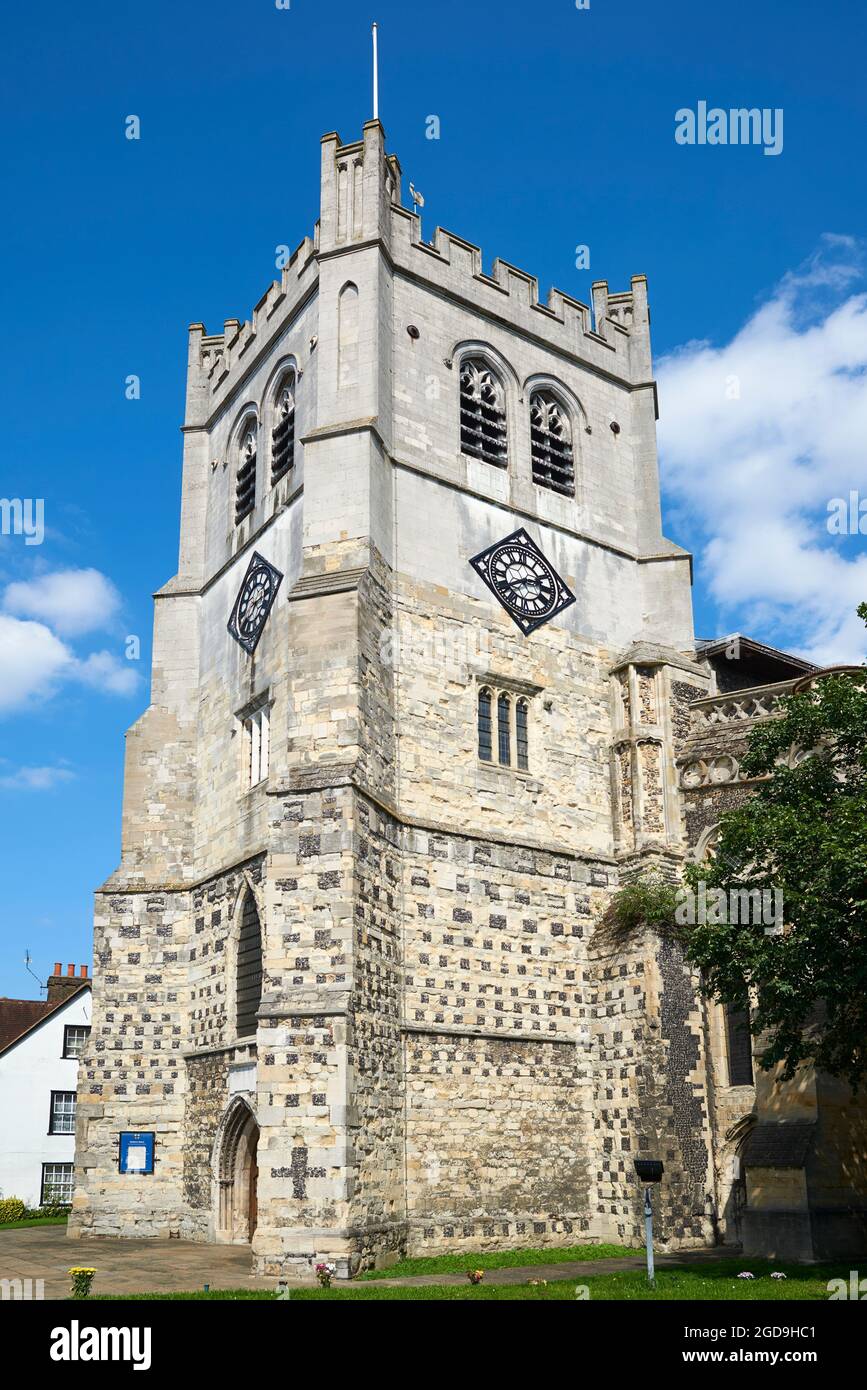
[0,1226,732,1298]
[0,1226,272,1300]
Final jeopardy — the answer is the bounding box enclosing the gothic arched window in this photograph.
[497,692,511,765]
[530,390,574,496]
[235,418,258,525]
[516,698,529,770]
[271,373,296,485]
[235,892,263,1038]
[478,687,493,762]
[460,358,508,467]
[477,685,533,771]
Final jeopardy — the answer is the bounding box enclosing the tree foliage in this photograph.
[683,618,867,1088]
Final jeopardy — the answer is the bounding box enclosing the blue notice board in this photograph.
[119,1131,155,1175]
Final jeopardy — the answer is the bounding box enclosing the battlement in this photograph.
[387,204,650,379]
[189,233,318,395]
[186,122,653,423]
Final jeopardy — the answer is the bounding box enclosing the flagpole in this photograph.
[372,22,379,121]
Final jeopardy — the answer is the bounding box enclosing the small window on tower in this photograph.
[478,687,493,762]
[530,390,575,496]
[460,358,508,467]
[243,705,270,788]
[477,684,535,772]
[271,373,296,485]
[516,698,529,770]
[235,419,258,525]
[497,692,512,766]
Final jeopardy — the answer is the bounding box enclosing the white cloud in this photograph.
[0,612,139,717]
[2,568,122,637]
[0,614,73,713]
[74,650,139,696]
[658,236,867,666]
[0,764,75,791]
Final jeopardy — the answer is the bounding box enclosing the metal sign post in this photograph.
[643,1185,655,1284]
[634,1158,664,1286]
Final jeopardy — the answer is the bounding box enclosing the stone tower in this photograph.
[70,121,733,1276]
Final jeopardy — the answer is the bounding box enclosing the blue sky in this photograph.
[1,0,866,994]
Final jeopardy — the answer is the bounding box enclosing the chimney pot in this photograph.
[67,964,75,977]
[80,965,88,978]
[53,962,62,976]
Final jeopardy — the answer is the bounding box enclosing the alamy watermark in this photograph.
[828,1270,867,1300]
[0,497,44,546]
[675,102,783,157]
[827,491,867,535]
[675,881,784,935]
[378,623,492,672]
[1,1277,45,1300]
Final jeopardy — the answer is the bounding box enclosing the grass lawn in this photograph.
[359,1241,638,1280]
[0,1215,68,1230]
[93,1259,845,1301]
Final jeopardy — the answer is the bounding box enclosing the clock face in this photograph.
[469,529,575,635]
[228,552,284,655]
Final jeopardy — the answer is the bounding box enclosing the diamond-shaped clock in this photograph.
[469,528,575,635]
[227,551,284,655]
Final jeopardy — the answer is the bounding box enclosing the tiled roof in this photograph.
[0,983,90,1055]
[0,997,55,1050]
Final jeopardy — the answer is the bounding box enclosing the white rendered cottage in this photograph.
[0,964,91,1208]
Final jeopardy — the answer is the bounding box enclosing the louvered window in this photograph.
[530,391,574,496]
[460,359,507,467]
[235,422,258,524]
[271,375,296,485]
[236,893,263,1038]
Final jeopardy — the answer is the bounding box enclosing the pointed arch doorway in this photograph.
[214,1097,260,1244]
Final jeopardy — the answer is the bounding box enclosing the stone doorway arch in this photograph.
[213,1096,260,1244]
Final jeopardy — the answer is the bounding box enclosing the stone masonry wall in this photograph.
[69,889,191,1238]
[401,825,610,1253]
[589,921,714,1249]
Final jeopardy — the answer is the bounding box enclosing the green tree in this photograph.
[684,616,867,1089]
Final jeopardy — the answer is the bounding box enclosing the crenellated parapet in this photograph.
[387,207,651,383]
[184,235,319,426]
[183,120,653,435]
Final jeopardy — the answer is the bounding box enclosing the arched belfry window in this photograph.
[235,892,263,1038]
[530,390,574,496]
[235,418,258,525]
[460,358,508,467]
[271,373,296,485]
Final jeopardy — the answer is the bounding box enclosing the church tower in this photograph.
[70,122,721,1276]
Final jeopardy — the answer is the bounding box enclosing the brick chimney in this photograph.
[46,962,89,1006]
